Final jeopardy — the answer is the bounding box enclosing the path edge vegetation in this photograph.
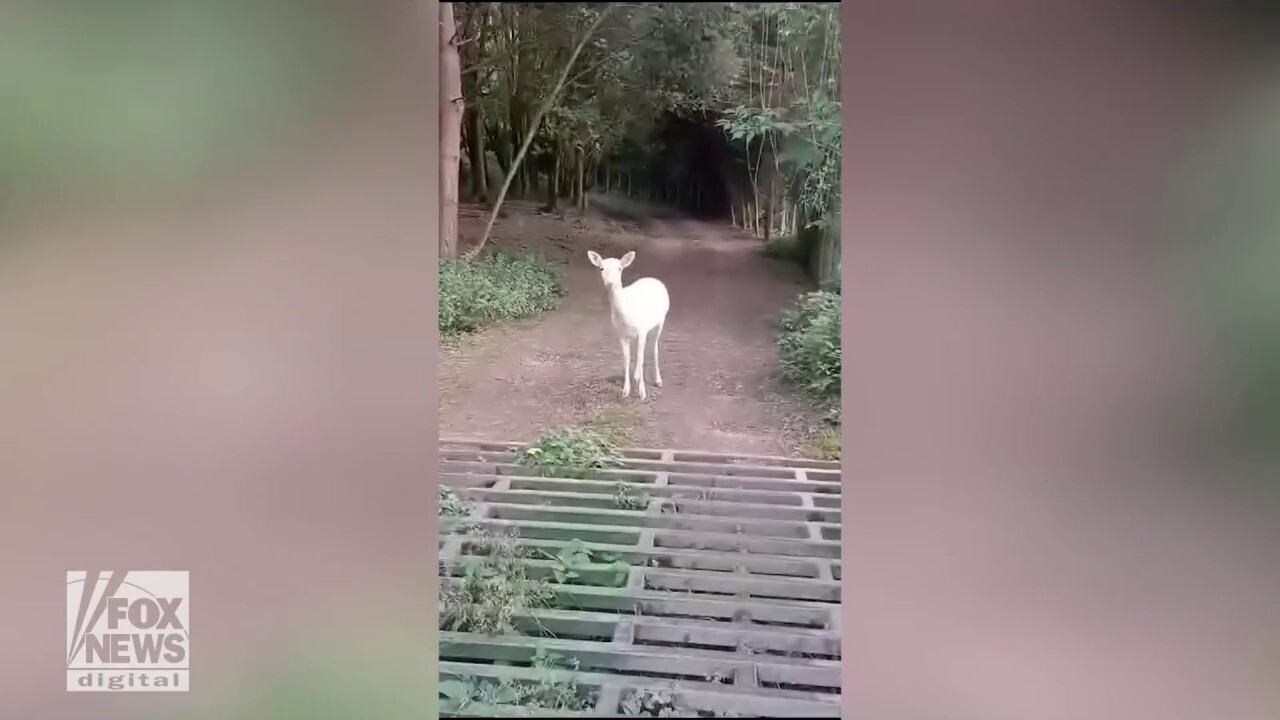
[776,283,842,461]
[439,251,566,337]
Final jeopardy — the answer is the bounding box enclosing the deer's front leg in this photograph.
[619,337,632,398]
[633,330,648,400]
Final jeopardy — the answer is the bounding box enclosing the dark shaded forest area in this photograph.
[437,2,841,280]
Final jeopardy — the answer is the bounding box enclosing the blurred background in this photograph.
[842,2,1280,718]
[0,0,363,217]
[2,1,439,718]
[1,0,1278,718]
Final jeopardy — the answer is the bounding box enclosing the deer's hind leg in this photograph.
[651,321,664,388]
[634,331,648,400]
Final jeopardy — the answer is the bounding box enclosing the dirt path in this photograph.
[439,197,823,455]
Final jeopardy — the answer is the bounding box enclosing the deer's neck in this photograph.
[606,283,631,327]
[606,282,626,309]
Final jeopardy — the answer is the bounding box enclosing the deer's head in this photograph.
[587,250,634,289]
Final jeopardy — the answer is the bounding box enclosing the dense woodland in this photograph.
[438,2,842,276]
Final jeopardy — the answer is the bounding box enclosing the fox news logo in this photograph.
[66,571,190,692]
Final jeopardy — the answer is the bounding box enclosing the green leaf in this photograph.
[490,684,521,704]
[777,143,819,168]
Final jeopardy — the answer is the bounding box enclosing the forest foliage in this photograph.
[441,2,841,261]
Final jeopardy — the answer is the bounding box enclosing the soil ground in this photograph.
[439,194,826,456]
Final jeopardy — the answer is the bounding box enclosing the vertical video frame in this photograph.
[437,3,843,716]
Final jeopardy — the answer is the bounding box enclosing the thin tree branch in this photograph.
[564,24,662,89]
[466,5,618,259]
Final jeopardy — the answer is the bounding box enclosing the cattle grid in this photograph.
[438,438,843,717]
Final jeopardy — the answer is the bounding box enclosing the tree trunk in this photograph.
[440,2,463,259]
[510,118,525,197]
[764,172,776,242]
[465,107,487,201]
[544,143,560,212]
[507,102,525,198]
[569,148,578,207]
[469,6,615,258]
[507,5,524,199]
[575,148,586,210]
[494,127,512,182]
[459,3,487,203]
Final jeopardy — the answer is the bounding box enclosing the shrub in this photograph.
[762,234,806,263]
[776,289,841,408]
[439,252,565,336]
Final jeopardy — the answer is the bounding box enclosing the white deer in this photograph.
[587,250,670,400]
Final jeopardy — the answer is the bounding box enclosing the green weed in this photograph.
[439,646,595,714]
[440,528,551,635]
[438,487,472,518]
[612,482,651,511]
[516,427,623,479]
[548,539,592,584]
[621,684,711,716]
[542,539,631,588]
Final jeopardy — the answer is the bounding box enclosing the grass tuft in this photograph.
[800,425,841,462]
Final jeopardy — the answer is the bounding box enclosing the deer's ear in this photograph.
[620,251,636,268]
[587,251,603,267]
